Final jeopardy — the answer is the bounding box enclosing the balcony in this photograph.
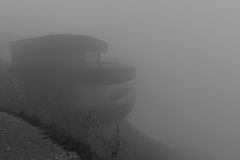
[51,81,135,124]
[70,83,135,124]
[11,61,135,86]
[71,94,135,124]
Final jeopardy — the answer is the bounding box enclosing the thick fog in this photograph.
[1,0,240,159]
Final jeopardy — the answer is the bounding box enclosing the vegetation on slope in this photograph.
[0,70,128,160]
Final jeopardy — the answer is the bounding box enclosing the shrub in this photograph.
[0,70,128,160]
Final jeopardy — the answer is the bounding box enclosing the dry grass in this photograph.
[0,70,128,160]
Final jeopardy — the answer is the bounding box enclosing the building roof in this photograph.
[10,34,108,53]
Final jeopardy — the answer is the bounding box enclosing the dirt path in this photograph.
[0,112,80,160]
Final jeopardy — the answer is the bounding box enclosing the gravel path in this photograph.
[0,112,80,160]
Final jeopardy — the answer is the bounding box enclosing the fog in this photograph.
[1,0,240,159]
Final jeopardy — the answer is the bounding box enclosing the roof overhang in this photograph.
[10,34,108,53]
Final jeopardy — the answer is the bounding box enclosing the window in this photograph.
[85,51,99,63]
[76,85,109,104]
[67,52,86,67]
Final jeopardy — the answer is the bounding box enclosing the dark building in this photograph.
[9,34,135,124]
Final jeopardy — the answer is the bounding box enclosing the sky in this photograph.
[1,0,240,159]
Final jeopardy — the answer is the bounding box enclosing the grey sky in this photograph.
[1,0,240,159]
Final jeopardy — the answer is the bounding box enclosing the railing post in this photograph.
[97,52,101,66]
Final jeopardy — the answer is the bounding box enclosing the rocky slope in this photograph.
[0,112,80,160]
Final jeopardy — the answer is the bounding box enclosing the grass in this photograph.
[0,70,128,160]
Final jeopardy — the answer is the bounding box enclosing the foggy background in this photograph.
[1,0,240,159]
